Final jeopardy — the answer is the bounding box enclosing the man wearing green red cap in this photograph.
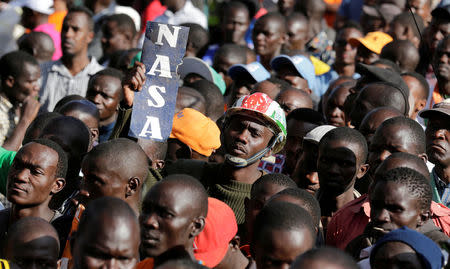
[166,92,287,224]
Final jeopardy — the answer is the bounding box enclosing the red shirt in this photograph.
[326,194,450,249]
[136,258,154,269]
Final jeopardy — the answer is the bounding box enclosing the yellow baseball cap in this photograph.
[170,108,221,157]
[349,31,393,54]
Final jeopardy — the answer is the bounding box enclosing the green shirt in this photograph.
[0,147,15,195]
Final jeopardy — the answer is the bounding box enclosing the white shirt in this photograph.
[39,58,104,112]
[154,0,207,29]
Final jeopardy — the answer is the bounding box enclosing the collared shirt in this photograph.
[39,58,104,112]
[0,95,18,146]
[154,0,208,29]
[326,193,450,249]
[433,168,450,208]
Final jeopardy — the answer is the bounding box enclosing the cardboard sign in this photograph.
[130,22,189,141]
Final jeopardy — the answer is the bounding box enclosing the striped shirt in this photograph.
[0,95,18,146]
[39,58,104,112]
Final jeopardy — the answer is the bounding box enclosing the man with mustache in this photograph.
[0,139,67,255]
[420,99,450,207]
[137,174,208,267]
[166,92,286,225]
[39,6,104,112]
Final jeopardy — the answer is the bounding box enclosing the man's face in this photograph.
[317,140,363,195]
[409,0,431,24]
[370,181,423,235]
[427,18,450,53]
[254,228,314,269]
[229,75,256,105]
[295,142,320,195]
[432,39,450,85]
[213,55,242,88]
[101,20,133,56]
[368,125,418,178]
[140,183,196,258]
[425,115,450,167]
[223,115,274,159]
[86,75,122,122]
[334,28,362,65]
[277,0,295,15]
[245,183,288,240]
[356,46,380,65]
[252,18,285,58]
[80,156,127,204]
[276,67,309,90]
[371,241,423,269]
[7,143,59,206]
[284,119,317,177]
[8,233,60,269]
[61,12,93,57]
[10,62,41,104]
[73,217,140,269]
[286,20,308,51]
[325,87,350,127]
[223,7,249,44]
[276,90,311,116]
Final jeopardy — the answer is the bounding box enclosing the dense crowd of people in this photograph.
[0,0,448,268]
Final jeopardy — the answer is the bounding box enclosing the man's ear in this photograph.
[154,159,165,170]
[418,209,431,226]
[126,177,141,198]
[87,30,94,45]
[5,75,15,88]
[190,216,206,238]
[51,178,66,194]
[415,98,427,114]
[356,163,369,179]
[230,235,241,251]
[263,148,272,158]
[418,153,428,164]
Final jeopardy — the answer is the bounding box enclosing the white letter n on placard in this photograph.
[155,24,181,48]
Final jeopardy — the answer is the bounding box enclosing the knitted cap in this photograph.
[170,108,221,156]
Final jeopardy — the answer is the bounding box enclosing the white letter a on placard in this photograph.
[139,116,163,140]
[148,55,172,78]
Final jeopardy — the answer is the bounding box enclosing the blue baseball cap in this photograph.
[370,227,445,269]
[270,55,316,90]
[228,62,270,83]
[178,57,226,95]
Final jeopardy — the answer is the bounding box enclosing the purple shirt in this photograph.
[34,23,62,60]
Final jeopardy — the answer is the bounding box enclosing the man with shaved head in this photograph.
[358,107,404,146]
[380,40,420,73]
[275,88,313,116]
[138,174,208,267]
[80,138,149,213]
[175,86,206,115]
[18,32,55,64]
[59,100,100,150]
[349,82,409,128]
[6,217,61,268]
[71,197,140,269]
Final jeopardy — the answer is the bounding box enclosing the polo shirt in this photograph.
[39,58,104,112]
[326,193,450,249]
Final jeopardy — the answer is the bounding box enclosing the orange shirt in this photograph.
[326,194,450,249]
[49,10,67,32]
[136,258,154,269]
